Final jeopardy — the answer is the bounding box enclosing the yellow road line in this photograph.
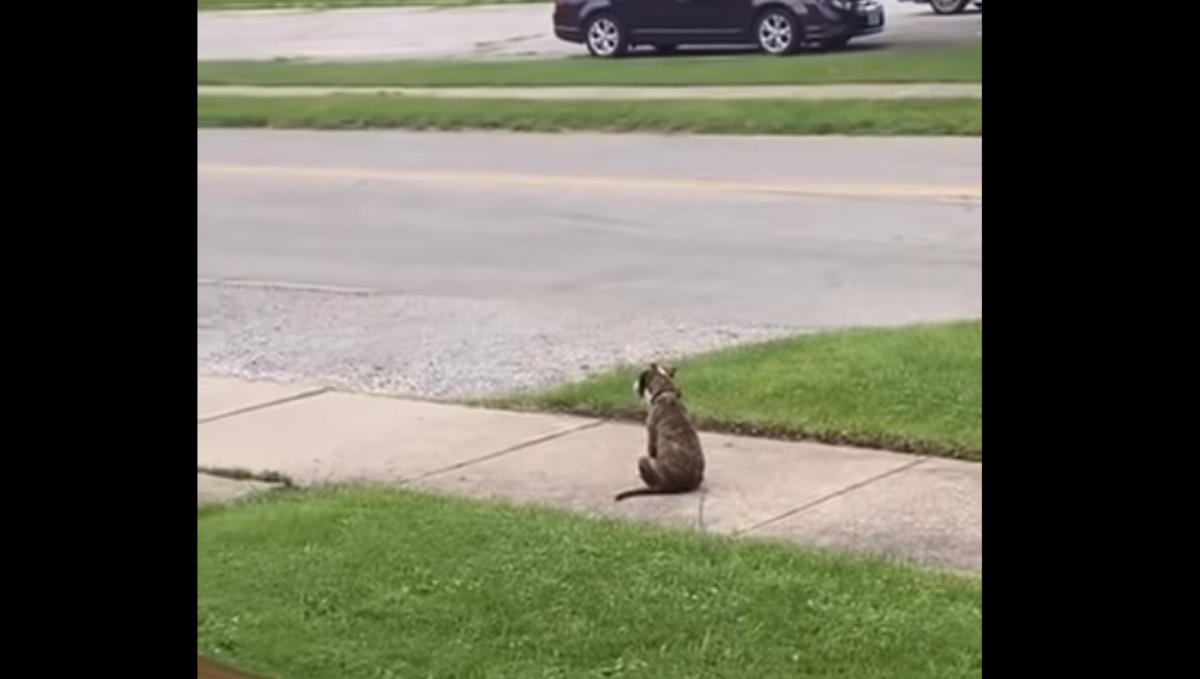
[197,162,982,204]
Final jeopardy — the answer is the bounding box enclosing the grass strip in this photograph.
[197,95,982,136]
[197,45,982,86]
[483,320,983,460]
[198,487,982,679]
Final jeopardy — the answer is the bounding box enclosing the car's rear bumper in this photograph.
[552,5,585,44]
[554,24,584,43]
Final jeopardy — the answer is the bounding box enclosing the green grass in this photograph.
[197,45,982,86]
[485,320,983,460]
[198,487,982,679]
[198,0,537,10]
[197,95,982,135]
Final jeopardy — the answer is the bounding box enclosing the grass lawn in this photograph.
[198,487,982,679]
[485,320,983,460]
[198,0,535,10]
[197,45,982,86]
[197,95,982,136]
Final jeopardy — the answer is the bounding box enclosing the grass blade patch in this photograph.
[198,487,982,679]
[197,95,983,136]
[197,46,983,87]
[485,320,983,459]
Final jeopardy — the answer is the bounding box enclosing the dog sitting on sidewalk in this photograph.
[614,363,706,501]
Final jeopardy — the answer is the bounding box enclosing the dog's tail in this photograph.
[614,486,692,502]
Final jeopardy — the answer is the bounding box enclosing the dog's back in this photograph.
[649,389,705,486]
[636,363,705,489]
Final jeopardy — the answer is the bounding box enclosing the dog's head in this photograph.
[633,363,679,406]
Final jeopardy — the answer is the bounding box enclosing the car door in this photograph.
[616,0,688,40]
[676,0,755,40]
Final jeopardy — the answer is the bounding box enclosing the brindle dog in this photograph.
[614,363,705,501]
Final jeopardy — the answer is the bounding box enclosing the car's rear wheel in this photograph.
[755,8,800,56]
[930,0,970,14]
[584,13,628,58]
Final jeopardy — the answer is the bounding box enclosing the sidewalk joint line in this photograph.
[198,386,330,425]
[732,457,930,537]
[198,277,377,296]
[406,419,606,483]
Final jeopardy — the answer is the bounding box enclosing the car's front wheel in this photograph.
[755,8,800,56]
[930,0,970,14]
[584,13,628,58]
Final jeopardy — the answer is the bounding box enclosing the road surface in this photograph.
[196,1,982,61]
[197,129,982,398]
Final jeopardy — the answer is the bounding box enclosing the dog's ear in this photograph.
[664,365,677,378]
[633,368,649,397]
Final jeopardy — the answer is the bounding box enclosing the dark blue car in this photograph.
[552,0,885,58]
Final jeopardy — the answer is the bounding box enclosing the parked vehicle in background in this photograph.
[898,0,982,14]
[552,0,885,58]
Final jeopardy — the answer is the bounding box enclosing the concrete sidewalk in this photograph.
[197,83,982,100]
[197,376,981,574]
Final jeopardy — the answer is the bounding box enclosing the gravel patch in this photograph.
[198,283,807,399]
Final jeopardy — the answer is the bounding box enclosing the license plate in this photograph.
[866,11,881,26]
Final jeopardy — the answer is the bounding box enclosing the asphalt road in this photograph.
[196,1,981,61]
[197,130,982,398]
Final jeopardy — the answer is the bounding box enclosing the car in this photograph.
[552,0,885,58]
[898,0,982,15]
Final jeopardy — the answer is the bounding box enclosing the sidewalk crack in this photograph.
[198,386,329,425]
[406,419,605,483]
[732,457,930,537]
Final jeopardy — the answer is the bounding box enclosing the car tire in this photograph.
[584,13,629,58]
[930,0,970,14]
[754,7,800,56]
